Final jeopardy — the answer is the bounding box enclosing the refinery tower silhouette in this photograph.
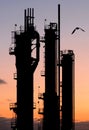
[9,4,75,130]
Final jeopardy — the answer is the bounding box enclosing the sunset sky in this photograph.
[0,0,89,127]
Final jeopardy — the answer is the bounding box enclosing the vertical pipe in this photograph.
[30,8,31,25]
[58,4,60,129]
[58,4,60,96]
[27,8,29,28]
[32,8,34,25]
[26,9,28,30]
[27,8,29,17]
[24,9,27,31]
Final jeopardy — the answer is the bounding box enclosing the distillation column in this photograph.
[9,8,40,130]
[43,23,60,130]
[61,50,75,130]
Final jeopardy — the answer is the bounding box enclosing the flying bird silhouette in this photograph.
[71,27,85,34]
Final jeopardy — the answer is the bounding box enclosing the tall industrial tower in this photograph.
[42,22,60,130]
[9,8,40,130]
[41,4,75,130]
[39,5,60,130]
[60,50,75,130]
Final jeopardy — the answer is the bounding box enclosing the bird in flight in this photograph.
[71,27,85,34]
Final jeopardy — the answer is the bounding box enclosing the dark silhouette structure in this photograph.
[9,4,75,130]
[9,8,40,130]
[43,22,60,130]
[60,50,75,130]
